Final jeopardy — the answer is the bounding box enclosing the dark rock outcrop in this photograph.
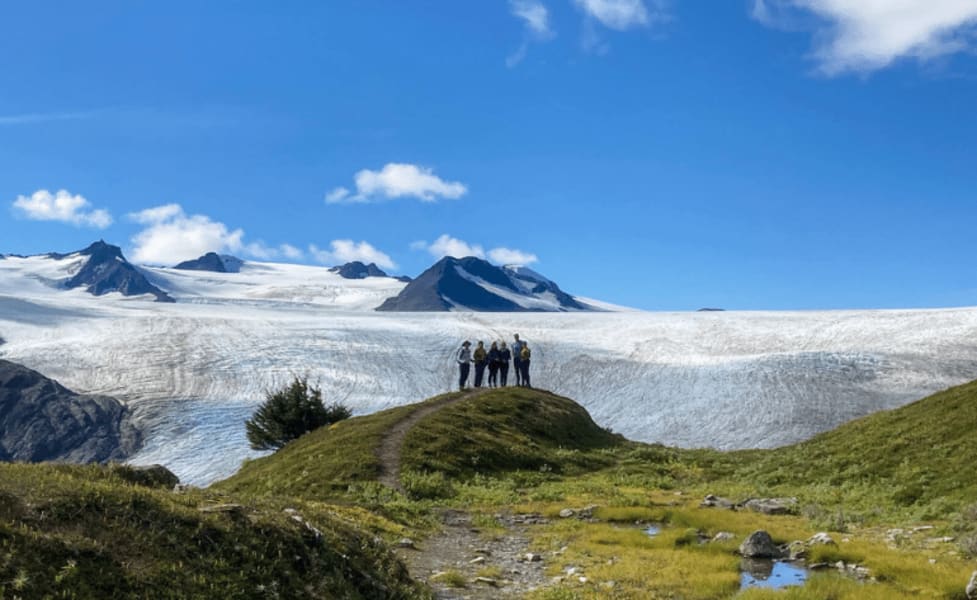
[109,463,180,489]
[65,241,174,302]
[377,256,589,312]
[739,530,783,559]
[174,252,227,272]
[0,359,141,463]
[329,261,390,279]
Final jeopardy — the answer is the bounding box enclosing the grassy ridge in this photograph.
[401,388,623,478]
[217,392,467,499]
[0,463,427,599]
[710,378,977,521]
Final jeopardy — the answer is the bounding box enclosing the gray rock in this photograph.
[966,570,977,599]
[701,494,736,509]
[711,532,736,543]
[808,532,836,546]
[739,530,782,558]
[787,541,808,560]
[559,508,575,518]
[742,497,798,515]
[397,538,416,549]
[0,359,140,463]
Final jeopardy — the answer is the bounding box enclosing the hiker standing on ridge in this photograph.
[519,342,532,388]
[498,341,512,386]
[457,341,472,390]
[512,334,526,386]
[487,341,501,387]
[472,341,488,388]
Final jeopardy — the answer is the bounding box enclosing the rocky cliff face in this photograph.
[0,359,141,463]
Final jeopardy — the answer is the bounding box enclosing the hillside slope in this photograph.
[0,463,426,599]
[725,378,977,512]
[217,388,621,499]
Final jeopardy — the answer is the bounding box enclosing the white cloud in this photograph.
[511,0,552,36]
[326,163,467,204]
[573,0,655,30]
[12,189,113,229]
[415,234,538,266]
[752,0,977,74]
[427,234,486,260]
[488,247,539,266]
[128,204,301,265]
[308,240,396,270]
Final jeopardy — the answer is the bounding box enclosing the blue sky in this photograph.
[2,1,977,311]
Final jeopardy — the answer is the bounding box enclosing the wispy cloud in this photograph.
[12,189,112,229]
[308,240,396,270]
[414,234,538,265]
[752,0,977,75]
[0,110,103,126]
[129,204,301,265]
[573,0,663,31]
[326,163,468,204]
[507,0,556,67]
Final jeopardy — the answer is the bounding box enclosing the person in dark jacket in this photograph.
[456,340,471,390]
[487,341,501,387]
[512,334,525,386]
[519,342,531,388]
[498,341,511,386]
[472,341,487,388]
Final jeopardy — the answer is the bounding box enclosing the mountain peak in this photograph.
[64,241,174,302]
[377,255,589,312]
[174,252,227,273]
[330,261,391,279]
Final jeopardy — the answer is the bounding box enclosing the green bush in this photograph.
[245,377,351,451]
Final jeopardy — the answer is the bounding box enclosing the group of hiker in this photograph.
[456,333,532,390]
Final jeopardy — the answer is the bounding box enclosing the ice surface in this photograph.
[2,254,977,486]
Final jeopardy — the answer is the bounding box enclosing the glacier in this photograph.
[2,254,977,486]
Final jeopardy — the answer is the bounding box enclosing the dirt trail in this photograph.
[377,387,490,492]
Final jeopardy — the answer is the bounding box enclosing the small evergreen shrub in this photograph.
[245,377,351,451]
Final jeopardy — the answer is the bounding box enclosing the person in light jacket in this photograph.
[456,340,471,390]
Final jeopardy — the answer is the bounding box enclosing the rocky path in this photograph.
[376,387,553,597]
[377,387,489,492]
[396,509,550,599]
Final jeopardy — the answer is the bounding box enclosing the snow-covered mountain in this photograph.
[3,242,977,487]
[329,260,410,282]
[377,256,590,311]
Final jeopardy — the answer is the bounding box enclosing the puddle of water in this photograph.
[740,559,809,590]
[644,525,660,537]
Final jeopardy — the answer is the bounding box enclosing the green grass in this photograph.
[400,388,623,479]
[217,391,467,499]
[0,463,428,599]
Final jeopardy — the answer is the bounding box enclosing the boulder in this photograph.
[711,532,736,543]
[966,571,977,600]
[808,532,836,546]
[742,497,798,515]
[110,464,180,489]
[739,530,782,559]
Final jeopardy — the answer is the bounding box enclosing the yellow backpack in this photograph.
[520,346,531,361]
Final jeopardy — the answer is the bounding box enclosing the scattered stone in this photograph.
[579,505,599,519]
[578,576,588,583]
[559,508,576,519]
[565,567,579,576]
[473,548,491,555]
[711,532,736,543]
[397,538,416,549]
[808,532,836,546]
[912,525,935,533]
[525,553,543,562]
[742,497,798,515]
[474,577,498,587]
[172,483,192,493]
[925,536,956,544]
[739,530,782,559]
[966,571,977,600]
[700,494,736,509]
[787,541,808,561]
[469,556,486,564]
